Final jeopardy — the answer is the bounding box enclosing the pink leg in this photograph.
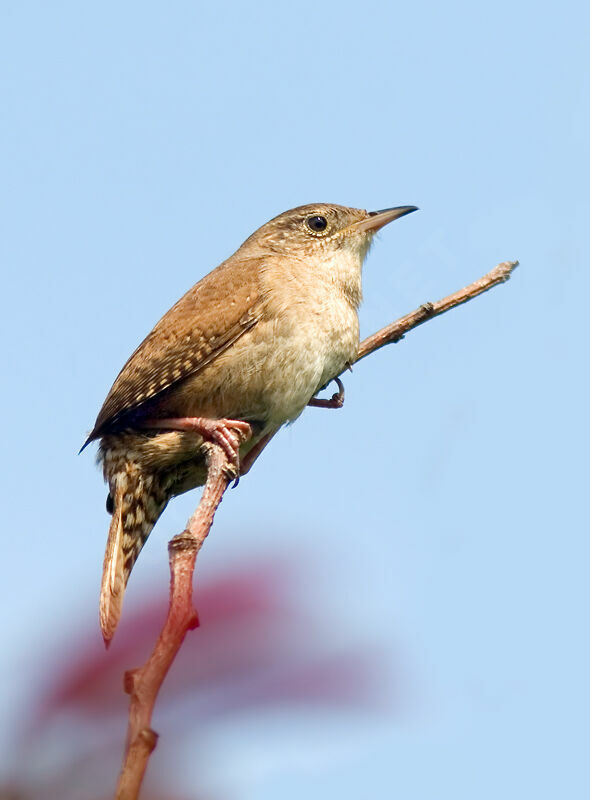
[239,429,278,477]
[308,377,345,410]
[139,417,252,472]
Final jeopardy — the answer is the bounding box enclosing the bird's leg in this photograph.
[308,377,345,410]
[239,428,279,477]
[139,417,252,473]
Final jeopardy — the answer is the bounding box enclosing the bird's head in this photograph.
[242,202,418,308]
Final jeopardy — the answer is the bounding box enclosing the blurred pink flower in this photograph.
[6,557,395,799]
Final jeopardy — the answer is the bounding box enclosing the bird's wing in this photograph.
[86,255,264,443]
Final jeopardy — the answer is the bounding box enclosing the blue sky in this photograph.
[1,1,588,798]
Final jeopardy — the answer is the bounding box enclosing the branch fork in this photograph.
[114,260,518,798]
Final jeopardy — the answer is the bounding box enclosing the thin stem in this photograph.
[354,261,518,365]
[114,445,236,800]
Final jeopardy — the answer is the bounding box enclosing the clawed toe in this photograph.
[139,416,252,473]
[209,419,252,472]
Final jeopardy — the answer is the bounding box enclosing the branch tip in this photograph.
[353,259,519,365]
[496,260,519,280]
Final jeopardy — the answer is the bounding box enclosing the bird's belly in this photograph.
[99,305,358,502]
[163,307,359,427]
[228,307,359,425]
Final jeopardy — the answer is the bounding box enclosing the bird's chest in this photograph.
[251,292,359,424]
[169,255,362,426]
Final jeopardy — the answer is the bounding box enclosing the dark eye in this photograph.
[306,215,328,233]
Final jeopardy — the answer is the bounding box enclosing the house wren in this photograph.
[84,202,417,643]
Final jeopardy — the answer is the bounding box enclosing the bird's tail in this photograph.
[100,465,168,646]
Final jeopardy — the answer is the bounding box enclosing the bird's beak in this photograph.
[352,205,419,234]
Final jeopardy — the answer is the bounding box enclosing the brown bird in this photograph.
[84,202,417,644]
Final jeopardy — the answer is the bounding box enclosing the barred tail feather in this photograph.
[99,482,126,646]
[99,468,168,645]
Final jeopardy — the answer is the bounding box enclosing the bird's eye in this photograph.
[306,215,328,233]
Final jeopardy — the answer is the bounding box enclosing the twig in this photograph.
[115,444,239,799]
[354,260,518,364]
[113,259,518,798]
[243,261,519,476]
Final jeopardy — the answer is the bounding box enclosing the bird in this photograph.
[83,202,417,644]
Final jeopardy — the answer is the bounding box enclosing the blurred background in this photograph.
[0,1,587,798]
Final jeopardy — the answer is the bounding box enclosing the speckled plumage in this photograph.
[86,202,417,643]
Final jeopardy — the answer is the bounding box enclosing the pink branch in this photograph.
[114,443,241,799]
[112,259,518,798]
[354,260,518,363]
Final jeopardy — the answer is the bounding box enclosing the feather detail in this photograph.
[99,458,169,645]
[99,479,126,646]
[84,256,265,446]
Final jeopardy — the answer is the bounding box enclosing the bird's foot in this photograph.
[308,377,345,409]
[140,417,252,474]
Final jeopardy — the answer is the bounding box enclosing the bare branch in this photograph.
[354,260,518,364]
[114,443,241,799]
[112,259,518,797]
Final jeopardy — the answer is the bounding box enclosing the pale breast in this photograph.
[249,250,362,425]
[144,244,362,428]
[162,299,357,428]
[251,297,359,425]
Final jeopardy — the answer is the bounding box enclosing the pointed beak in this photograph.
[352,205,419,234]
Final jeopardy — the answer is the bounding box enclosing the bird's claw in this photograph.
[308,377,345,409]
[138,416,252,475]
